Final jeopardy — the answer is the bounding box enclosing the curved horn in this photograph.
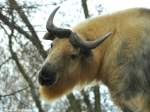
[70,32,112,49]
[46,6,71,37]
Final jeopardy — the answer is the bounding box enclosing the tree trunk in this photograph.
[81,0,102,112]
[8,29,44,112]
[67,93,82,112]
[81,0,90,18]
[81,90,93,112]
[94,85,101,112]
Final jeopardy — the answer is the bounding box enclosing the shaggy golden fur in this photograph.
[39,8,150,112]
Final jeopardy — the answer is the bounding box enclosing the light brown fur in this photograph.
[39,8,150,112]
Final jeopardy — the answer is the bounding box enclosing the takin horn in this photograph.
[69,32,112,50]
[46,6,112,49]
[46,6,71,37]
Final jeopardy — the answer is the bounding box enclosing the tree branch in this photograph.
[0,11,47,59]
[94,85,101,112]
[81,90,93,112]
[0,87,28,98]
[7,0,47,59]
[67,93,82,112]
[9,39,44,112]
[8,0,37,37]
[0,57,12,69]
[81,0,90,18]
[7,17,44,111]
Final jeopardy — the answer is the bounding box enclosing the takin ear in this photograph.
[43,32,55,40]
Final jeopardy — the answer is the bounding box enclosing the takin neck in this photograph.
[72,14,116,82]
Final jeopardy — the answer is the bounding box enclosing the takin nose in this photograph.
[38,63,57,86]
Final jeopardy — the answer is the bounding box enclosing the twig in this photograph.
[0,57,12,69]
[0,10,47,59]
[7,13,44,111]
[8,0,47,59]
[0,87,28,98]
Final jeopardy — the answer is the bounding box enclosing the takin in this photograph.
[38,7,150,112]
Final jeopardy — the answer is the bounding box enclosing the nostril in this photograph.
[41,69,50,78]
[38,66,57,86]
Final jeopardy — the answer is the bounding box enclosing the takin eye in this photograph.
[80,49,91,57]
[70,53,79,60]
[70,49,91,60]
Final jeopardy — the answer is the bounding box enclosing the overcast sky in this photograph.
[101,0,150,12]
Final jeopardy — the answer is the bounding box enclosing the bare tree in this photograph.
[0,0,81,112]
[81,0,102,112]
[0,0,110,112]
[0,2,44,111]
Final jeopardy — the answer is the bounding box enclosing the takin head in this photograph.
[38,7,112,100]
